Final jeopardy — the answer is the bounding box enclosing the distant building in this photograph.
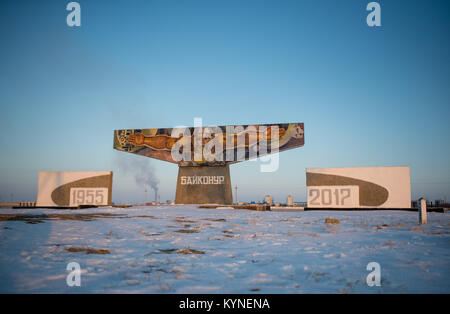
[264,195,273,205]
[287,195,294,207]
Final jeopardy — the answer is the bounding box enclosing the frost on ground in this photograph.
[0,206,448,293]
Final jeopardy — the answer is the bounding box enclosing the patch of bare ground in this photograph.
[174,218,199,224]
[202,218,226,222]
[307,271,328,283]
[65,247,110,254]
[0,213,128,224]
[323,218,340,233]
[176,247,205,255]
[222,229,239,238]
[175,229,199,233]
[377,222,404,230]
[325,218,340,224]
[149,247,205,255]
[156,249,178,254]
[140,231,161,236]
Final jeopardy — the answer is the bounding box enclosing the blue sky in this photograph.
[0,0,449,203]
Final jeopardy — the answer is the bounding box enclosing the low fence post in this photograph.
[418,197,427,224]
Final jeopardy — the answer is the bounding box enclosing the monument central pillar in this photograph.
[175,165,233,204]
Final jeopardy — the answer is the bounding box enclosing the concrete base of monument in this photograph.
[175,165,233,205]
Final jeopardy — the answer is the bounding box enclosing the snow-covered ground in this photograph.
[0,205,448,293]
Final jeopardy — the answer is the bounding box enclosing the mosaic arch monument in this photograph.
[114,122,304,204]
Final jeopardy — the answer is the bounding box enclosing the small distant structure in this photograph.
[154,190,159,204]
[287,195,294,207]
[264,195,273,206]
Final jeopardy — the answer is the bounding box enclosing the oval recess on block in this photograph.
[51,175,111,206]
[306,173,389,206]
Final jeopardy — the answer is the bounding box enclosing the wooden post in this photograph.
[418,197,427,224]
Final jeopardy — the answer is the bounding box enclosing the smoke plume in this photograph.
[115,153,159,202]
